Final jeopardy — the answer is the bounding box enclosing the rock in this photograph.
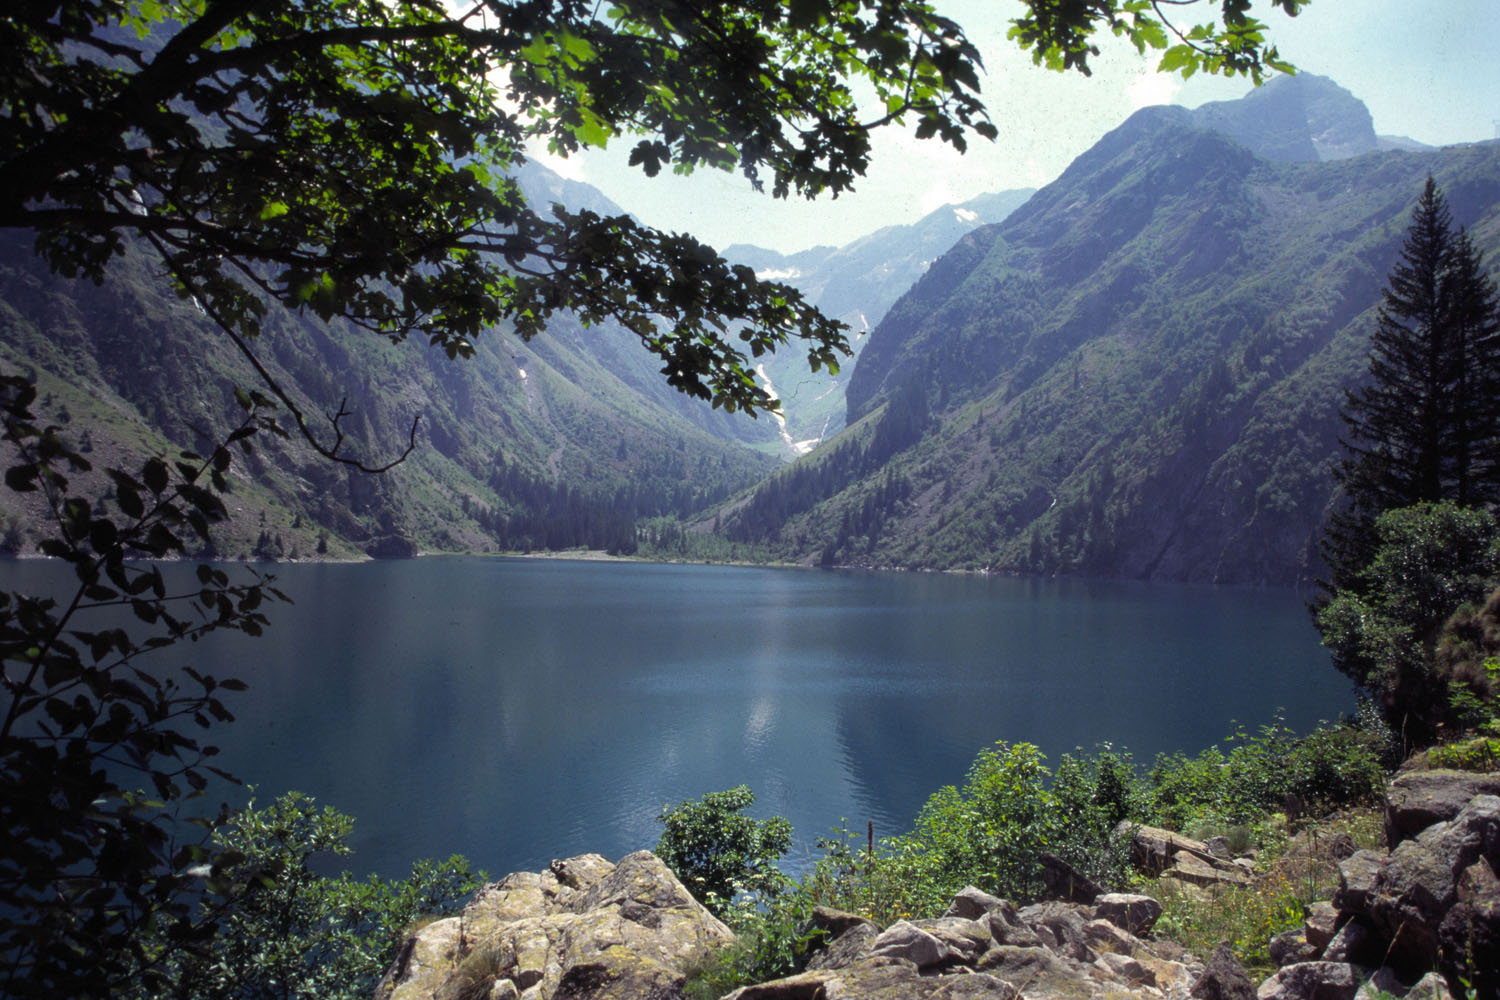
[1328,833,1357,861]
[805,920,881,973]
[1255,961,1359,1000]
[1267,928,1318,968]
[1205,836,1233,859]
[944,886,1005,921]
[1190,942,1257,1000]
[1369,795,1500,974]
[376,917,463,1000]
[1405,972,1456,1000]
[1019,901,1097,962]
[1437,855,1500,1000]
[1096,951,1157,988]
[1334,850,1386,916]
[726,959,1021,1000]
[1084,918,1138,955]
[1165,852,1253,889]
[977,945,1085,995]
[376,852,732,1000]
[1385,771,1500,847]
[550,855,615,891]
[1039,852,1105,904]
[867,921,951,969]
[1304,901,1340,952]
[908,917,991,966]
[1352,967,1412,1000]
[1321,918,1379,967]
[811,906,874,940]
[1094,893,1164,937]
[982,900,1042,949]
[1126,823,1221,874]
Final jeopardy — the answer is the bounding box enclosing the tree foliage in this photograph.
[137,792,480,1000]
[0,1,1309,993]
[655,785,792,916]
[2,0,1306,460]
[1316,502,1500,742]
[0,375,289,998]
[1323,178,1500,591]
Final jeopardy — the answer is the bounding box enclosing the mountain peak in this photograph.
[1188,73,1377,162]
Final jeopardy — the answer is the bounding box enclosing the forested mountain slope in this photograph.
[713,88,1500,585]
[0,219,777,559]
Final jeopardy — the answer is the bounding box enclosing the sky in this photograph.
[529,0,1500,255]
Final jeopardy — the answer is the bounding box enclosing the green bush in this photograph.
[805,742,1136,923]
[135,792,481,1000]
[1145,720,1385,829]
[656,786,793,917]
[682,891,826,1000]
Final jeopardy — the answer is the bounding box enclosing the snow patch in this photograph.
[953,207,978,223]
[755,267,802,281]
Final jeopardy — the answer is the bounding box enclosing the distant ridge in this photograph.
[709,78,1500,585]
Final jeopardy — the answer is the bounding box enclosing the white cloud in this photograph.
[1126,67,1182,111]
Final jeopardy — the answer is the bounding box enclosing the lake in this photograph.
[2,556,1354,880]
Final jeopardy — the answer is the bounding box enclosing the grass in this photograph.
[1150,808,1385,977]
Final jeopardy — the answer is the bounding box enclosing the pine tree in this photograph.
[1322,178,1500,591]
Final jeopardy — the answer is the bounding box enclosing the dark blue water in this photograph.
[1,557,1353,879]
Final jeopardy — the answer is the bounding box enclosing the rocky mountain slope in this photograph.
[721,189,1034,453]
[712,76,1500,585]
[0,208,778,559]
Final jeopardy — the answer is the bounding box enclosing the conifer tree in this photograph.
[1322,178,1500,592]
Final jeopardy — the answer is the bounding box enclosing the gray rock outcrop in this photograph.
[726,885,1197,1000]
[375,851,733,1000]
[1249,781,1500,1000]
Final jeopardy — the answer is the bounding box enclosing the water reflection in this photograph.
[0,558,1351,879]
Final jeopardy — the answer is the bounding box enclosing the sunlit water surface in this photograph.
[2,557,1352,878]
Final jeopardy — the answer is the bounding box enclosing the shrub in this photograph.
[135,792,480,1000]
[656,786,792,916]
[806,742,1137,923]
[1145,720,1385,829]
[682,890,825,1000]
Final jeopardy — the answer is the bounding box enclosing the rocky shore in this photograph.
[376,771,1499,1000]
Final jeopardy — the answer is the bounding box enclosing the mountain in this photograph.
[1187,72,1379,162]
[711,78,1500,586]
[721,189,1034,455]
[0,192,780,559]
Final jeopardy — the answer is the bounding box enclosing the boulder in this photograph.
[1018,901,1097,962]
[1333,850,1385,916]
[1437,856,1500,1000]
[1303,901,1340,952]
[943,887,1006,921]
[867,921,952,969]
[375,852,732,1000]
[1165,852,1253,889]
[1385,771,1500,847]
[1190,942,1257,1000]
[1321,918,1380,967]
[1039,852,1104,904]
[805,920,881,973]
[1126,823,1221,874]
[724,959,1022,1000]
[1368,795,1500,974]
[1094,951,1157,988]
[1094,893,1164,937]
[1083,918,1138,955]
[1267,927,1319,968]
[1255,961,1359,1000]
[1405,972,1457,1000]
[983,900,1043,949]
[375,917,463,1000]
